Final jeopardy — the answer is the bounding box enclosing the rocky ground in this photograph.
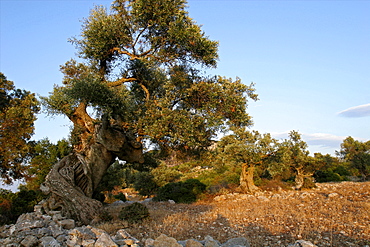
[100,181,370,247]
[0,181,368,246]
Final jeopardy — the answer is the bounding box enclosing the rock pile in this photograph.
[0,205,317,247]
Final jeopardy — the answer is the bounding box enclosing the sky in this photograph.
[1,0,369,162]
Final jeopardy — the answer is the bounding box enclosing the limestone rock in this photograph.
[95,232,118,247]
[185,239,204,247]
[154,234,182,247]
[144,238,155,247]
[221,237,250,247]
[39,236,61,247]
[288,240,318,247]
[20,235,38,247]
[58,219,75,230]
[204,235,220,247]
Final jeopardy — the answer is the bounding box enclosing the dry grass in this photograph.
[96,181,370,246]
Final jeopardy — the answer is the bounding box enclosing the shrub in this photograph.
[99,209,113,222]
[119,202,150,224]
[314,170,343,182]
[154,179,206,203]
[301,177,317,189]
[133,172,159,197]
[0,187,44,225]
[113,192,127,202]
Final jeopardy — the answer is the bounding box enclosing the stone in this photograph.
[221,237,250,247]
[125,239,135,245]
[185,239,204,247]
[34,205,43,215]
[169,200,176,204]
[88,225,106,238]
[38,227,53,237]
[328,192,339,198]
[56,234,67,243]
[204,235,220,247]
[70,226,96,239]
[39,236,61,247]
[52,213,64,221]
[144,238,155,247]
[115,229,132,239]
[81,239,96,247]
[153,234,182,247]
[288,240,318,247]
[58,219,75,230]
[20,235,38,247]
[94,232,118,247]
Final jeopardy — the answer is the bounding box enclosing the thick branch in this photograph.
[112,47,153,60]
[70,102,95,133]
[107,77,137,87]
[139,82,150,101]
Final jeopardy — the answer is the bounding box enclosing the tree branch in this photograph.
[107,77,137,87]
[111,47,138,60]
[139,82,150,101]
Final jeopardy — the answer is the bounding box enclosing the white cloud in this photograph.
[338,103,370,118]
[269,131,347,154]
[302,133,346,149]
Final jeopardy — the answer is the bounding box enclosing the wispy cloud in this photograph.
[338,103,370,118]
[269,131,347,153]
[302,133,346,149]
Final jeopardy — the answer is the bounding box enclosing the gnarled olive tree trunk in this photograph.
[239,163,260,193]
[41,104,144,225]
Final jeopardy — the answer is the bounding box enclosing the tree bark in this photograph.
[239,163,260,193]
[41,114,144,225]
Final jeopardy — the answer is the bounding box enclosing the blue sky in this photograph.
[1,0,369,159]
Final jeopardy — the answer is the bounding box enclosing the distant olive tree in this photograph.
[337,136,370,180]
[217,128,277,193]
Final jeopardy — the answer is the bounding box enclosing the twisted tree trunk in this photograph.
[41,104,144,225]
[239,163,260,193]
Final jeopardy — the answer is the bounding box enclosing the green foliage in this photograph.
[26,138,72,190]
[113,192,127,202]
[337,136,370,180]
[0,187,44,225]
[151,163,183,187]
[314,170,343,182]
[133,172,159,197]
[99,209,113,222]
[96,161,127,193]
[119,202,150,224]
[0,73,40,183]
[154,179,206,203]
[43,0,257,155]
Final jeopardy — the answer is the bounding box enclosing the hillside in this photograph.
[100,181,370,246]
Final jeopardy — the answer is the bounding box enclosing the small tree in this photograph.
[217,128,277,193]
[277,131,317,189]
[337,136,370,180]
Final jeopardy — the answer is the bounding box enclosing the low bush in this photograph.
[314,170,343,182]
[119,202,150,224]
[154,179,206,203]
[113,192,127,202]
[0,187,44,225]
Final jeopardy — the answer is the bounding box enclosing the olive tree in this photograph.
[217,128,277,193]
[41,0,257,224]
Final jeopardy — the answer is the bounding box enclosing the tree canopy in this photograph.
[43,0,257,153]
[0,73,40,184]
[337,136,370,180]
